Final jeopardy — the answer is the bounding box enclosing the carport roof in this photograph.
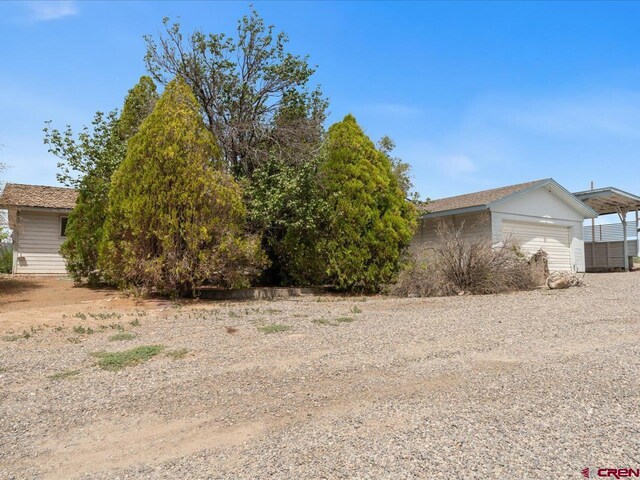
[572,187,640,215]
[0,183,77,210]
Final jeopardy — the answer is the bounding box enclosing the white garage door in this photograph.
[501,220,571,272]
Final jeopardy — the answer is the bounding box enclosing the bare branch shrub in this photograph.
[389,219,538,297]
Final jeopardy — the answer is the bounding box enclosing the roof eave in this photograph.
[0,205,73,213]
[420,204,489,219]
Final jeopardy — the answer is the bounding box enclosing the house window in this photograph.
[60,216,68,237]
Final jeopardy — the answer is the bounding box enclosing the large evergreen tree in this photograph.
[318,115,417,292]
[99,79,266,296]
[47,76,158,283]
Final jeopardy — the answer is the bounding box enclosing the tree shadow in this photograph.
[0,277,46,296]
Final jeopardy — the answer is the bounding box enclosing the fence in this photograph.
[583,221,639,270]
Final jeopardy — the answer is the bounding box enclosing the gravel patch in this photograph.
[1,272,639,479]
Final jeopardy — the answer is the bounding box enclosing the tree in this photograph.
[247,157,328,285]
[143,9,327,177]
[318,115,417,292]
[0,159,8,245]
[99,79,266,296]
[45,76,158,283]
[377,135,420,202]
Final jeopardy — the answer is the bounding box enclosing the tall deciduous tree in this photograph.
[46,76,158,283]
[99,79,266,296]
[318,115,417,292]
[143,9,327,177]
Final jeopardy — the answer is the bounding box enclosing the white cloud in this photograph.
[25,1,78,22]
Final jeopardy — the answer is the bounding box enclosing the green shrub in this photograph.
[99,79,266,296]
[318,114,417,292]
[248,158,328,285]
[0,245,12,274]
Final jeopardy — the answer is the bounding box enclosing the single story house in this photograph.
[413,178,598,272]
[0,183,77,274]
[1,178,634,276]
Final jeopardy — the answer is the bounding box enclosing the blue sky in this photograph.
[1,1,640,211]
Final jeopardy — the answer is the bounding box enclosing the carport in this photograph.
[573,187,640,271]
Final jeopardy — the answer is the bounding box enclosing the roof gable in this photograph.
[418,179,547,216]
[420,178,597,219]
[0,183,77,210]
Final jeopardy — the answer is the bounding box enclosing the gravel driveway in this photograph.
[1,272,639,479]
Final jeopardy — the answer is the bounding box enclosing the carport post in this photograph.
[617,207,629,271]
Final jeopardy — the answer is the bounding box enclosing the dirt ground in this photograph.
[1,273,639,479]
[0,276,174,332]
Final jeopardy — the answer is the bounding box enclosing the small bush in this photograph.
[390,220,537,297]
[0,245,12,273]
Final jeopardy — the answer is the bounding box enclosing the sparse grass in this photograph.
[54,326,64,332]
[92,345,165,371]
[88,312,122,321]
[73,325,94,335]
[336,317,356,323]
[350,306,362,314]
[166,348,190,360]
[108,332,136,342]
[2,330,31,341]
[312,318,337,326]
[258,324,290,334]
[48,369,81,381]
[67,337,82,344]
[313,317,355,326]
[226,326,238,334]
[129,319,141,327]
[73,312,87,321]
[108,323,124,331]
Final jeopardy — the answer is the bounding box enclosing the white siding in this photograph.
[13,210,68,274]
[491,187,586,272]
[411,211,491,253]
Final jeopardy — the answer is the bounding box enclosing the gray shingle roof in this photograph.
[0,183,77,210]
[418,179,547,214]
